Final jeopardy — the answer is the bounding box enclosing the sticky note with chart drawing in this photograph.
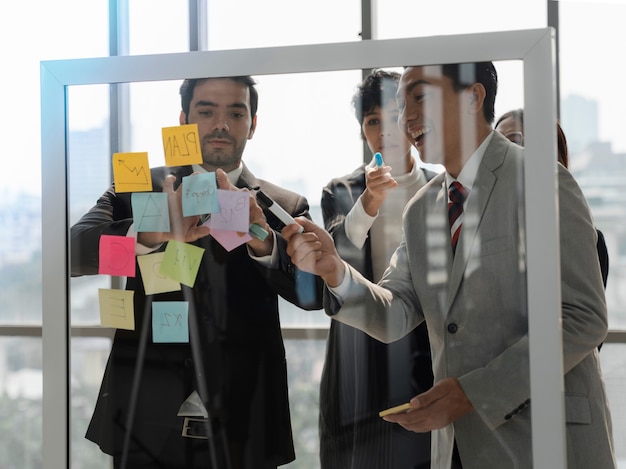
[162,124,203,167]
[112,152,153,193]
[182,172,219,217]
[137,252,181,295]
[152,301,189,343]
[98,288,135,330]
[208,189,249,233]
[131,192,170,232]
[160,240,205,288]
[98,234,136,277]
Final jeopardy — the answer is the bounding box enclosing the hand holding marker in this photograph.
[256,190,304,233]
[374,151,384,167]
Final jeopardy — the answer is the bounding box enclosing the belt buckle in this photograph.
[181,417,209,439]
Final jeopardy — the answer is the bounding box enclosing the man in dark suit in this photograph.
[319,70,436,469]
[71,76,322,469]
[284,63,615,468]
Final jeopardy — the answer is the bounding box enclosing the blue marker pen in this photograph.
[369,152,384,168]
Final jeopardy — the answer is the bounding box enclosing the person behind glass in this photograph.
[70,76,322,469]
[495,108,609,288]
[319,70,439,469]
[283,62,616,468]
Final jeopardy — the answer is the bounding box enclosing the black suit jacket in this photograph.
[71,163,322,468]
[318,163,436,469]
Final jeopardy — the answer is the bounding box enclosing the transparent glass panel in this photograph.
[68,84,113,326]
[0,337,43,468]
[63,61,567,469]
[206,0,361,50]
[559,0,626,330]
[71,336,114,469]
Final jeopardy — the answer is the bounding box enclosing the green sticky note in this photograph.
[160,240,204,287]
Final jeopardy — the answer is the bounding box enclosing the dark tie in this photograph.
[448,181,467,255]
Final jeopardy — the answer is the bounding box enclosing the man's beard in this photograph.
[200,131,245,168]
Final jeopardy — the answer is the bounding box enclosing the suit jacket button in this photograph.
[447,323,458,333]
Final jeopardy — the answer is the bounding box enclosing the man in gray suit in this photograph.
[283,63,615,468]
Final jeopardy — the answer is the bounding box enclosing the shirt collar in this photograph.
[192,162,243,186]
[445,131,494,193]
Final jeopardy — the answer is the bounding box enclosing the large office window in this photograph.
[2,0,625,467]
[559,1,626,461]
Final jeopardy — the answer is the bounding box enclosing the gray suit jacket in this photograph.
[325,132,615,468]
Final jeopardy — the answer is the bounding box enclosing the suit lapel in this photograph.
[237,163,259,190]
[444,135,506,313]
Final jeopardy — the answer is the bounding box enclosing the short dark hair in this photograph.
[441,62,498,124]
[179,76,259,125]
[351,69,401,127]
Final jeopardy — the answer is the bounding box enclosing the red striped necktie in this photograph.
[448,181,468,256]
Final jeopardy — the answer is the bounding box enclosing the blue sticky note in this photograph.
[152,301,189,343]
[182,172,219,217]
[132,192,170,232]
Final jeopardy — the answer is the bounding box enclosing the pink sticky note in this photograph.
[209,190,249,232]
[99,235,136,277]
[210,229,252,252]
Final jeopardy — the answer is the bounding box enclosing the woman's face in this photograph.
[495,115,524,146]
[362,100,411,162]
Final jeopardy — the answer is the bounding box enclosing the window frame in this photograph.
[41,28,563,468]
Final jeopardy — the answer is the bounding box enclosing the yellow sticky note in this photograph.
[98,288,135,330]
[112,152,153,193]
[162,124,202,166]
[137,252,181,295]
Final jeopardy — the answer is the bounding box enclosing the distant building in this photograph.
[561,94,599,155]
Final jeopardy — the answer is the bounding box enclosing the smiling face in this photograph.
[361,100,411,167]
[397,66,481,176]
[179,78,256,172]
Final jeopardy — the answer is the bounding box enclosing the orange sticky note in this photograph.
[162,124,202,166]
[99,235,136,277]
[98,288,135,330]
[112,152,153,193]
